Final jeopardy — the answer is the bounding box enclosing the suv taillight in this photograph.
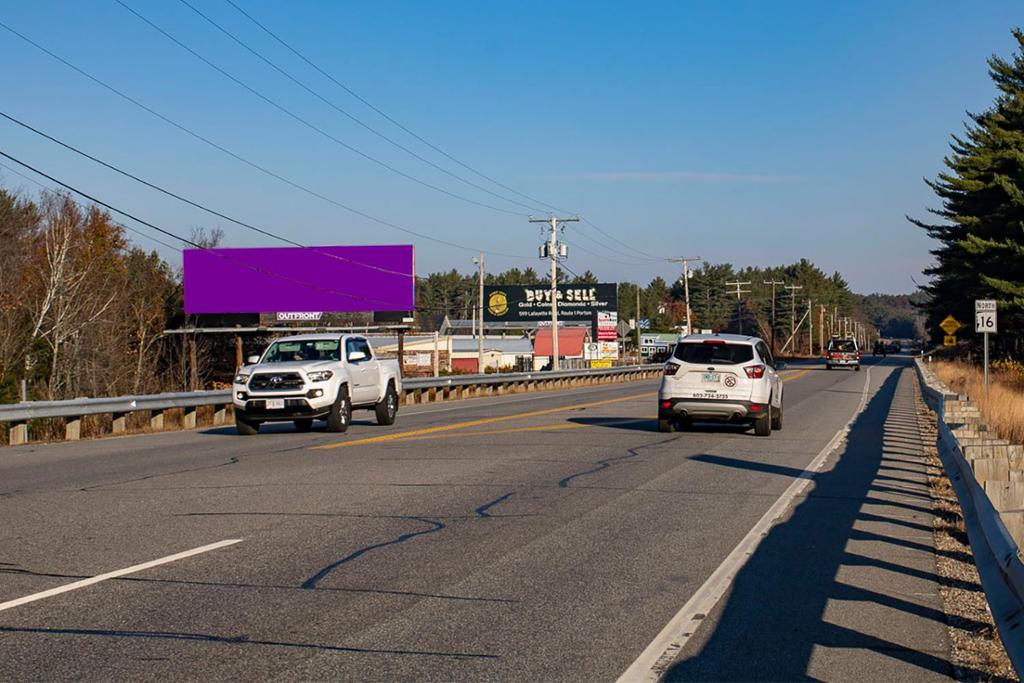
[664,364,680,376]
[744,364,766,379]
[855,351,861,360]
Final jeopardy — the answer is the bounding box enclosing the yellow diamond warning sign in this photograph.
[939,315,961,336]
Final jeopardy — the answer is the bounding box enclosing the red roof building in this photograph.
[532,327,589,358]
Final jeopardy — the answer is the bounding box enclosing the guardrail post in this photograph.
[112,412,127,435]
[9,421,28,446]
[213,405,227,426]
[182,406,197,430]
[150,409,164,431]
[65,416,82,441]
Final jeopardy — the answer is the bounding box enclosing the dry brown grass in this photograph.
[933,361,1024,444]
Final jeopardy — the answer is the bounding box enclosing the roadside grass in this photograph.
[933,361,1024,444]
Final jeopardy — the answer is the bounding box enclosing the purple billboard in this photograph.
[183,245,415,314]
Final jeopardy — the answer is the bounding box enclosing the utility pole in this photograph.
[763,279,784,355]
[529,215,578,371]
[784,284,803,349]
[725,281,752,335]
[472,253,484,372]
[670,257,702,335]
[808,299,813,357]
[635,284,641,361]
[818,304,826,354]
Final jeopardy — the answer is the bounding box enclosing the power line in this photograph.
[0,150,402,307]
[580,217,665,262]
[0,110,415,280]
[0,20,522,260]
[220,0,665,266]
[115,0,526,217]
[0,161,184,253]
[178,0,544,215]
[223,0,567,216]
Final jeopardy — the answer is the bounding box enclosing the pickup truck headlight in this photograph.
[234,373,251,384]
[306,370,334,382]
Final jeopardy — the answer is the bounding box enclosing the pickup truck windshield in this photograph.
[673,342,753,365]
[262,340,340,363]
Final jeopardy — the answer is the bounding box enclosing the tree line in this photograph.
[912,29,1024,356]
[1,183,920,405]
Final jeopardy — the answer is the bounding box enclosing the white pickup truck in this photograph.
[232,334,402,435]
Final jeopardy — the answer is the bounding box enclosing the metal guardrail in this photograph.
[0,365,663,444]
[915,359,1024,675]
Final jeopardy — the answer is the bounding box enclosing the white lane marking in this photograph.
[0,539,243,613]
[618,368,873,683]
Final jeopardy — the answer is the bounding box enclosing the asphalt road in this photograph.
[0,356,955,681]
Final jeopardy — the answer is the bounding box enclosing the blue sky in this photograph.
[1,1,1021,294]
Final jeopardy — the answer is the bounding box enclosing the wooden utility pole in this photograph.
[529,215,579,370]
[725,281,752,335]
[763,280,784,355]
[670,257,702,335]
[784,284,803,347]
[473,253,484,372]
[635,284,641,361]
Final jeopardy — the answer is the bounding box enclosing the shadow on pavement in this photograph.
[664,368,965,681]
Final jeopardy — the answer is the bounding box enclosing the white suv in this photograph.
[658,333,785,437]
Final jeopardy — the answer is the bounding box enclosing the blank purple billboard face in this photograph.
[183,245,415,314]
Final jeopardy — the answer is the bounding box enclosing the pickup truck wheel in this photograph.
[235,413,260,436]
[293,419,314,432]
[326,386,351,433]
[657,417,676,433]
[375,382,398,426]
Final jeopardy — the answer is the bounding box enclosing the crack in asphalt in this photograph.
[474,492,515,518]
[0,567,515,603]
[302,516,446,590]
[0,626,496,660]
[77,456,240,492]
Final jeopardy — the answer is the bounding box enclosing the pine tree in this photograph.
[911,29,1024,353]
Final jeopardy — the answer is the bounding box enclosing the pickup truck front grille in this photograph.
[249,372,305,391]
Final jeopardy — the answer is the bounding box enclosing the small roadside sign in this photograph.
[943,335,957,347]
[975,300,997,333]
[975,299,997,388]
[939,315,961,335]
[639,319,651,330]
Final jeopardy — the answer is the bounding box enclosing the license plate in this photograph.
[692,392,718,399]
[266,399,285,410]
[702,373,720,383]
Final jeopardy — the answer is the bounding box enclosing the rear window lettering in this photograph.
[673,342,754,365]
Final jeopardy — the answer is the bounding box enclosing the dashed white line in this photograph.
[0,539,243,613]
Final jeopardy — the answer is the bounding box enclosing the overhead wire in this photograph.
[0,160,184,253]
[0,150,406,308]
[177,0,544,215]
[219,0,668,266]
[0,110,417,280]
[223,0,567,216]
[0,19,523,260]
[114,0,527,217]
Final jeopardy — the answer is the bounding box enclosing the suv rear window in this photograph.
[673,342,754,365]
[828,339,857,352]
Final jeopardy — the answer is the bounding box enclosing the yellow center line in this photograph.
[782,368,813,382]
[314,392,656,450]
[394,418,651,443]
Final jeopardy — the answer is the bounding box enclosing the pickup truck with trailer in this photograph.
[232,334,401,435]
